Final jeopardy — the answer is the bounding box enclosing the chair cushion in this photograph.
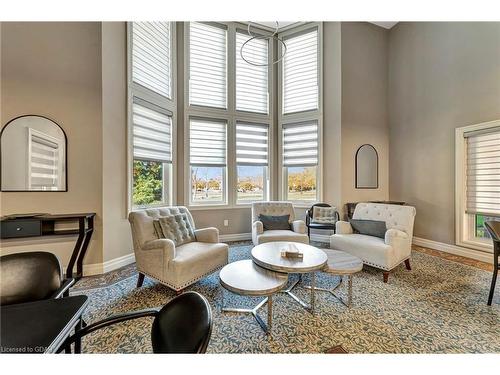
[349,219,386,238]
[158,214,196,246]
[259,214,291,230]
[256,230,309,244]
[170,242,229,286]
[311,206,337,224]
[330,234,396,270]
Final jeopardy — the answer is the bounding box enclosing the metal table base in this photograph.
[304,274,353,308]
[281,273,317,314]
[221,290,273,334]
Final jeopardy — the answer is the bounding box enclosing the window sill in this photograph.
[187,204,251,211]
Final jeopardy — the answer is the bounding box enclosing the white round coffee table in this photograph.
[305,249,363,308]
[219,260,288,334]
[251,242,327,314]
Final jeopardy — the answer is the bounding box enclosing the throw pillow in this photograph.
[349,219,387,239]
[258,214,291,231]
[311,206,337,224]
[156,214,196,246]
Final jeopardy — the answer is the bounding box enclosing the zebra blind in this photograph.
[282,28,319,114]
[236,32,268,113]
[236,122,269,166]
[29,132,60,190]
[190,118,227,166]
[283,121,318,166]
[132,99,172,163]
[465,126,500,217]
[189,22,227,108]
[132,22,171,98]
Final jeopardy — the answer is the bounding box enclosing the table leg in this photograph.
[74,318,83,354]
[310,272,316,314]
[267,295,273,333]
[348,275,353,308]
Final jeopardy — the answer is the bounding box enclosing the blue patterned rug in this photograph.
[72,243,500,353]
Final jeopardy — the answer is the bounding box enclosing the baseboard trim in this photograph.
[220,233,252,242]
[412,236,493,264]
[80,252,135,276]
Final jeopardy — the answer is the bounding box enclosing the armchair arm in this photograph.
[384,229,409,246]
[142,238,176,260]
[252,220,264,235]
[50,278,75,299]
[335,221,353,234]
[195,227,219,243]
[292,220,307,234]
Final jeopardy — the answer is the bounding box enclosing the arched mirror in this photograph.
[1,115,67,191]
[355,144,378,189]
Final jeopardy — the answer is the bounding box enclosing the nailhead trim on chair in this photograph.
[138,262,228,292]
[362,257,410,272]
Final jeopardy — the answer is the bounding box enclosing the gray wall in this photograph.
[388,22,500,244]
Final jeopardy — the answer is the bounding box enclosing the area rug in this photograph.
[72,243,500,353]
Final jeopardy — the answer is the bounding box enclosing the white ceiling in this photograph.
[253,21,399,31]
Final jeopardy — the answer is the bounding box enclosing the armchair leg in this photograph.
[404,259,412,271]
[137,273,145,288]
[383,272,389,283]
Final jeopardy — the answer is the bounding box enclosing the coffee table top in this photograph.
[219,260,288,296]
[323,249,363,275]
[251,242,328,273]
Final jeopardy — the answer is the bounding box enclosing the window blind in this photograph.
[236,32,268,113]
[132,22,171,98]
[30,133,59,189]
[465,127,500,217]
[132,99,172,163]
[190,118,227,166]
[283,121,318,166]
[282,29,319,114]
[236,122,269,166]
[189,22,227,108]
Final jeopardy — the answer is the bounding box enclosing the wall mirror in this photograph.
[1,115,67,191]
[355,144,378,189]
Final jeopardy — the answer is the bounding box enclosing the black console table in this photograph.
[0,213,96,280]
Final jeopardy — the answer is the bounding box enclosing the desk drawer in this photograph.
[1,220,41,238]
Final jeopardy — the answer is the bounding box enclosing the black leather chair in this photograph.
[306,203,340,237]
[61,291,213,353]
[484,221,500,306]
[0,251,75,306]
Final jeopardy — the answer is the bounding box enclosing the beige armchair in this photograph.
[128,207,228,292]
[251,201,309,245]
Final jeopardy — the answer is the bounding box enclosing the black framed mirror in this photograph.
[1,115,67,191]
[355,144,378,189]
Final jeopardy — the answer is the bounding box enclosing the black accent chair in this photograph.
[484,221,500,306]
[60,291,213,353]
[0,251,75,306]
[306,203,340,238]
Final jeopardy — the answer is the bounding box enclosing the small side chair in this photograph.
[306,203,339,238]
[484,221,500,305]
[0,251,75,306]
[60,291,213,353]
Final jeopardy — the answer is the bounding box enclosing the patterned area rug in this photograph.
[72,243,500,353]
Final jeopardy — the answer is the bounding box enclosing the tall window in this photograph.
[189,22,227,109]
[456,121,500,251]
[129,22,175,208]
[236,122,269,202]
[279,25,321,203]
[185,22,272,207]
[189,118,227,205]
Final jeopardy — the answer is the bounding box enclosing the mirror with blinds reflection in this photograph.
[355,144,378,189]
[1,115,67,191]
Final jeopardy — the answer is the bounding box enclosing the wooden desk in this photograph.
[0,295,89,354]
[1,213,96,280]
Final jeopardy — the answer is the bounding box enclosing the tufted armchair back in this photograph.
[252,201,296,223]
[353,203,416,238]
[129,207,195,249]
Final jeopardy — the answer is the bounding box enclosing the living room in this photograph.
[0,0,498,372]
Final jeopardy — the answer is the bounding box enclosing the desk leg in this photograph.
[76,217,94,279]
[66,218,85,279]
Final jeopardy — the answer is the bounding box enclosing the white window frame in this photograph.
[184,22,274,210]
[455,119,499,253]
[127,22,177,211]
[278,23,323,207]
